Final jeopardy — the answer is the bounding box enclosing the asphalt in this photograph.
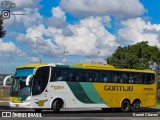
[0,102,160,119]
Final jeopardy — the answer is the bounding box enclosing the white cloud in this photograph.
[53,16,117,57]
[60,0,145,19]
[27,57,40,62]
[3,8,43,30]
[46,7,67,28]
[118,17,160,47]
[17,16,118,59]
[52,7,66,21]
[0,39,40,63]
[0,39,21,54]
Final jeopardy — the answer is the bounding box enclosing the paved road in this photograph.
[0,106,160,119]
[0,101,160,119]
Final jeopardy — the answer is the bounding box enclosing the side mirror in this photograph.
[26,74,33,86]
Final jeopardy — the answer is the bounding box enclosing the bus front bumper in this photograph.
[9,101,31,108]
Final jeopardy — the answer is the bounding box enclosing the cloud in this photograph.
[0,39,40,63]
[27,57,40,62]
[3,8,43,31]
[52,7,66,21]
[46,7,67,28]
[118,17,160,47]
[0,39,21,54]
[53,16,117,57]
[17,16,118,59]
[60,0,145,19]
[16,25,63,57]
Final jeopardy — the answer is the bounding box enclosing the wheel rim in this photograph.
[122,101,129,111]
[56,102,61,110]
[133,102,139,110]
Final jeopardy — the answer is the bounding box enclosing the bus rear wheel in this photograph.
[121,100,130,112]
[131,101,140,112]
[52,99,63,113]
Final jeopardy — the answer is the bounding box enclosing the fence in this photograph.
[0,86,10,101]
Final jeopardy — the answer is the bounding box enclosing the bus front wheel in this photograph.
[52,99,63,113]
[130,101,140,112]
[121,100,130,112]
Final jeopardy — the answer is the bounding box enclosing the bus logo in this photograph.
[35,100,48,107]
[104,85,133,91]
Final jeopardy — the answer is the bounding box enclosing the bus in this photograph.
[9,63,157,112]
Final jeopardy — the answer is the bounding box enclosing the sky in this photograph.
[0,0,160,74]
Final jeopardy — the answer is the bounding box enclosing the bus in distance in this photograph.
[9,63,157,112]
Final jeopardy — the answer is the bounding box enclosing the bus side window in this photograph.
[95,71,99,82]
[113,72,122,83]
[50,69,62,81]
[88,71,98,82]
[51,68,61,81]
[84,71,89,82]
[106,71,111,82]
[121,73,127,83]
[150,74,155,84]
[134,73,140,84]
[70,69,80,81]
[142,74,146,84]
[139,74,143,84]
[101,72,107,82]
[113,72,117,83]
[62,69,69,81]
[146,74,155,84]
[132,73,138,84]
[82,71,86,82]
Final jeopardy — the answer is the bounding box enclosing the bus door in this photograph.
[31,66,51,108]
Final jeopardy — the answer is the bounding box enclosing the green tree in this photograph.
[0,16,6,38]
[106,41,160,69]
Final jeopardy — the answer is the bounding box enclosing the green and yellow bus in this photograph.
[9,63,157,112]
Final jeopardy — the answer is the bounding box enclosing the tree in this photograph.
[106,41,160,70]
[0,15,6,38]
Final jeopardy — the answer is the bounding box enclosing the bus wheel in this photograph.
[52,99,63,113]
[121,100,130,112]
[131,101,140,112]
[34,109,42,113]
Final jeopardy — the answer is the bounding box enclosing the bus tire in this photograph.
[34,109,42,113]
[121,100,130,112]
[52,99,63,113]
[131,100,140,112]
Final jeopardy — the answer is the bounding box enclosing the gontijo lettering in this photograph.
[104,85,133,91]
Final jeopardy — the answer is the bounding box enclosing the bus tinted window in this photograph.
[50,67,155,84]
[70,69,81,81]
[50,68,69,81]
[100,71,111,82]
[113,72,123,83]
[146,73,155,84]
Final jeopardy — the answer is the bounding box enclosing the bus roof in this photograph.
[71,63,155,73]
[16,63,155,73]
[17,64,47,69]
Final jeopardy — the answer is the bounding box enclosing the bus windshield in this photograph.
[11,68,34,96]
